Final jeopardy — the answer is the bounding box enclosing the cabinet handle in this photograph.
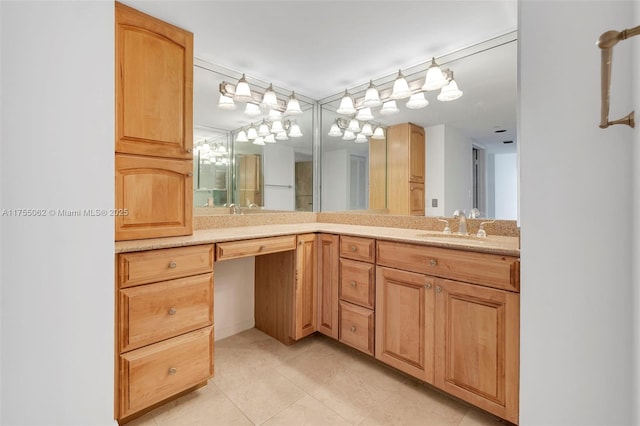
[187,172,193,177]
[350,281,356,288]
[350,245,357,252]
[168,307,177,315]
[168,367,177,375]
[425,283,432,289]
[259,245,266,251]
[186,148,193,153]
[168,261,177,269]
[428,259,437,267]
[435,286,442,293]
[350,325,357,332]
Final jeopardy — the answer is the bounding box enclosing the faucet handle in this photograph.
[476,220,496,238]
[436,217,451,234]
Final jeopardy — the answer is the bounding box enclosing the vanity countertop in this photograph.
[115,223,520,257]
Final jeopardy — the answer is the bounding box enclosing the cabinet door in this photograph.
[317,234,339,339]
[409,183,425,216]
[375,266,435,383]
[434,279,519,424]
[409,124,425,183]
[292,234,317,340]
[115,154,193,241]
[115,2,193,159]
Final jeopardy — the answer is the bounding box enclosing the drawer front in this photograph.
[119,274,213,352]
[339,259,375,309]
[339,301,374,356]
[340,235,375,263]
[119,245,213,288]
[119,326,214,419]
[377,240,520,292]
[216,235,297,261]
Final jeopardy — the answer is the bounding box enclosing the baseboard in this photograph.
[214,319,255,341]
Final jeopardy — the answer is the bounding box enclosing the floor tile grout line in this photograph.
[207,380,257,426]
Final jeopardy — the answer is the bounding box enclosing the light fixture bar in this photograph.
[219,81,288,112]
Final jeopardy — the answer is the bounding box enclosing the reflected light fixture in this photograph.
[252,136,265,145]
[347,119,361,132]
[337,90,356,115]
[354,133,368,143]
[380,100,399,115]
[275,131,289,141]
[288,122,303,138]
[328,122,343,137]
[247,125,258,140]
[261,84,278,108]
[270,120,285,134]
[390,70,411,99]
[406,92,429,109]
[264,134,276,143]
[258,120,271,137]
[285,92,303,115]
[234,74,253,102]
[437,73,463,101]
[356,107,374,121]
[360,122,374,136]
[363,80,382,108]
[244,102,261,117]
[342,130,356,141]
[422,57,446,91]
[268,109,283,120]
[218,94,236,110]
[236,129,249,142]
[371,126,385,139]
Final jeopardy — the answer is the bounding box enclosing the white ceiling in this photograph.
[123,0,518,152]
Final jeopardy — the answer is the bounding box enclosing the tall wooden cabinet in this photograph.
[317,234,340,339]
[386,123,425,215]
[115,2,194,241]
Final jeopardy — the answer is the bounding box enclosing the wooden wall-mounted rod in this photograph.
[597,26,640,129]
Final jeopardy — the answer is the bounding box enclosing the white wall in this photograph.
[214,258,255,340]
[321,149,348,211]
[520,1,635,424]
[443,126,473,216]
[494,153,518,220]
[0,2,114,424]
[426,125,445,216]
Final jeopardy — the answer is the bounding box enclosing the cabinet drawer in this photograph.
[377,240,520,292]
[340,236,375,263]
[119,326,214,419]
[119,274,213,352]
[339,301,374,356]
[339,259,375,309]
[118,245,213,288]
[216,235,297,261]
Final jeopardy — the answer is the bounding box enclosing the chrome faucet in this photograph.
[452,209,468,235]
[229,203,241,215]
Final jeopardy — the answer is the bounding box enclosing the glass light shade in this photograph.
[258,121,271,137]
[288,123,303,138]
[247,126,258,140]
[264,134,276,143]
[390,70,411,99]
[275,131,289,141]
[261,84,278,108]
[328,123,343,137]
[336,90,356,115]
[371,126,385,139]
[342,130,356,141]
[236,130,249,142]
[285,92,303,115]
[270,120,284,133]
[347,119,360,132]
[252,136,265,145]
[406,92,429,109]
[354,133,368,143]
[437,79,463,101]
[363,80,382,107]
[380,100,399,115]
[234,74,253,102]
[360,122,373,136]
[244,102,261,117]
[356,107,374,121]
[422,58,446,91]
[268,109,283,120]
[218,94,236,110]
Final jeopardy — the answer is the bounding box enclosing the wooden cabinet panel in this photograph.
[216,235,297,261]
[115,154,193,241]
[317,234,339,339]
[339,258,375,309]
[409,183,425,216]
[386,122,426,215]
[368,137,387,210]
[119,274,213,352]
[119,326,213,419]
[434,279,519,424]
[377,240,520,292]
[339,301,374,356]
[118,245,213,288]
[409,125,425,183]
[292,234,317,340]
[375,266,434,383]
[115,2,193,159]
[339,235,375,263]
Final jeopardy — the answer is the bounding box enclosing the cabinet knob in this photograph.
[350,245,357,252]
[259,245,266,251]
[187,172,193,177]
[168,307,177,315]
[350,325,357,332]
[186,148,193,153]
[168,367,177,375]
[428,259,437,267]
[425,283,432,289]
[435,286,442,293]
[168,261,177,269]
[350,281,356,288]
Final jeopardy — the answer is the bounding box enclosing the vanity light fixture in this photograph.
[362,80,382,108]
[285,92,303,115]
[422,57,447,91]
[406,91,429,109]
[233,74,253,102]
[371,126,385,139]
[336,90,357,115]
[244,102,262,117]
[390,70,411,99]
[253,136,265,145]
[218,94,236,110]
[355,107,374,121]
[288,122,303,138]
[236,129,249,142]
[261,84,279,108]
[264,134,276,143]
[437,72,463,101]
[342,130,356,141]
[258,120,271,137]
[380,100,399,115]
[246,125,258,140]
[354,133,368,143]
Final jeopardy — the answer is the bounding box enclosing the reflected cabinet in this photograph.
[386,123,425,215]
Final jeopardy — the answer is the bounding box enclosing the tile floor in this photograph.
[128,329,508,426]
